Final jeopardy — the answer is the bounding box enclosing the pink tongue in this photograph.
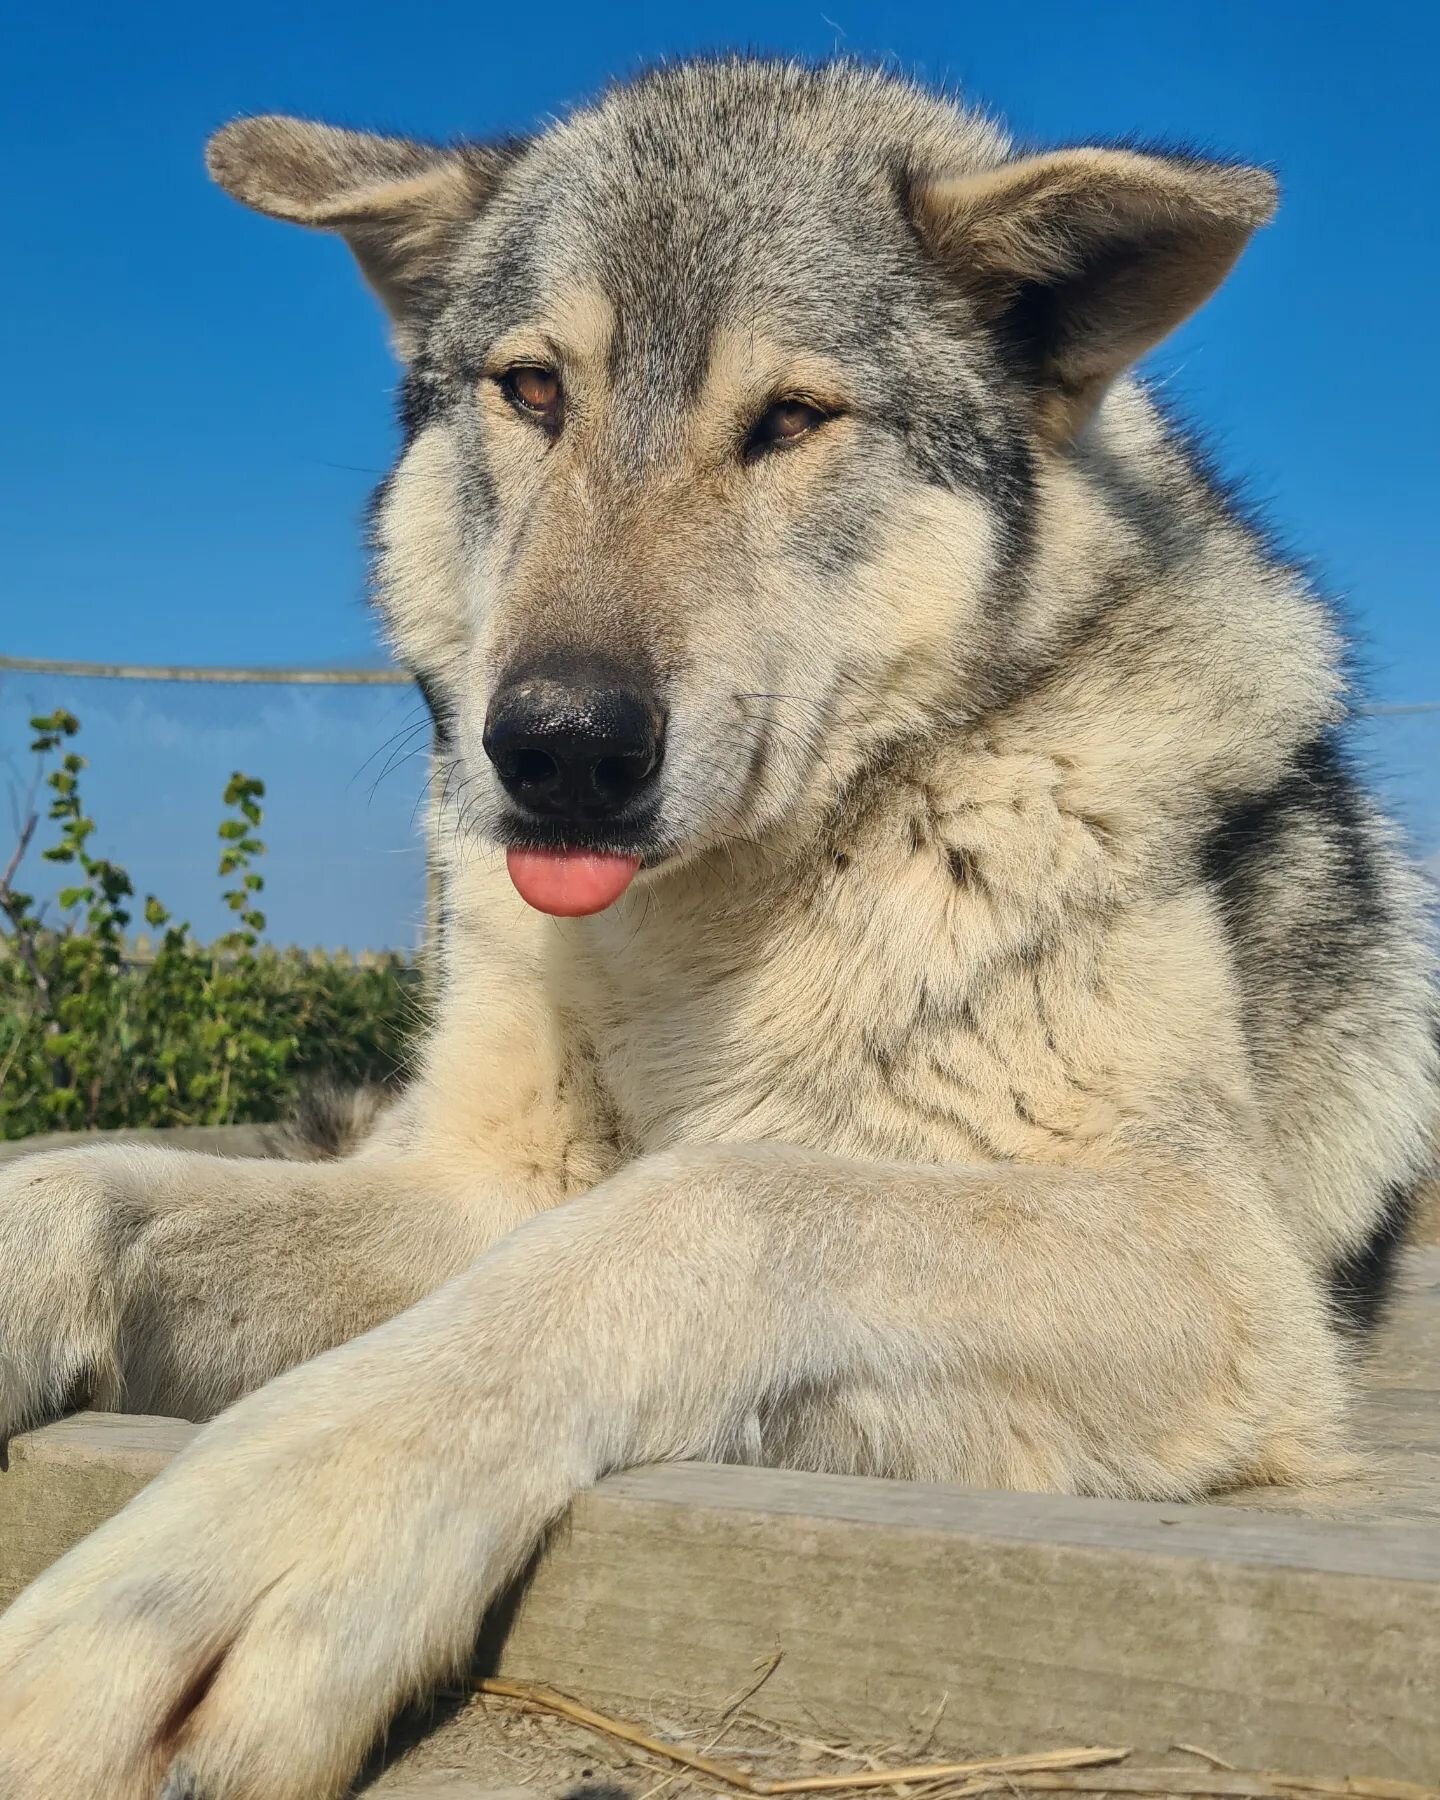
[506,847,641,916]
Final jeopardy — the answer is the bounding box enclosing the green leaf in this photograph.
[0,706,419,1141]
[29,710,78,736]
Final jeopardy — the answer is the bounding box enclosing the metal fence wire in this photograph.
[1,657,435,953]
[1,656,1436,951]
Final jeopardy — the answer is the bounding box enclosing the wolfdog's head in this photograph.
[210,59,1273,915]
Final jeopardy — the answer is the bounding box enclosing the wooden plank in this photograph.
[371,1785,531,1799]
[369,1785,530,1799]
[1373,1251,1440,1386]
[0,1413,193,1603]
[497,1463,1440,1778]
[3,1414,1439,1780]
[1415,1178,1440,1247]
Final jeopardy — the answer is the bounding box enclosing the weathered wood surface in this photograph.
[1418,1175,1439,1242]
[4,1259,1440,1783]
[372,1786,529,1799]
[5,1414,1440,1779]
[0,1413,194,1604]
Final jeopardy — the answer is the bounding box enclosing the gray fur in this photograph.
[0,58,1435,1800]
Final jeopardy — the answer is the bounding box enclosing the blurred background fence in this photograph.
[0,654,433,954]
[2,653,1437,956]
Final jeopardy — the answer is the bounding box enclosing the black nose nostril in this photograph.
[482,668,665,825]
[509,746,559,787]
[593,753,643,799]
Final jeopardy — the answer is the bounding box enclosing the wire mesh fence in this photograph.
[2,655,1436,953]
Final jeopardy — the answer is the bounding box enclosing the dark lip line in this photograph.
[492,810,670,866]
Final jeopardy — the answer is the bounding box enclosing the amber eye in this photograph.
[499,365,563,429]
[745,398,832,459]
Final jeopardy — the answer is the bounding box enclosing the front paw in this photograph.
[0,1149,139,1440]
[0,1339,490,1800]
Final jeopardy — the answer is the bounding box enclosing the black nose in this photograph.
[483,668,665,822]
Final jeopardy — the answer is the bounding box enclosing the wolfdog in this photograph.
[0,56,1434,1800]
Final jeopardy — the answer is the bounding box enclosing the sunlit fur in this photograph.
[0,58,1435,1800]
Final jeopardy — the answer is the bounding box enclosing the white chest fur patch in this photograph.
[578,743,1250,1167]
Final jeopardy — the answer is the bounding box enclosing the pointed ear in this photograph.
[911,146,1276,440]
[206,117,521,357]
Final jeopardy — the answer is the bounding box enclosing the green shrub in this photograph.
[0,710,421,1138]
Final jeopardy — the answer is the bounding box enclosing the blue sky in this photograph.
[3,0,1436,946]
